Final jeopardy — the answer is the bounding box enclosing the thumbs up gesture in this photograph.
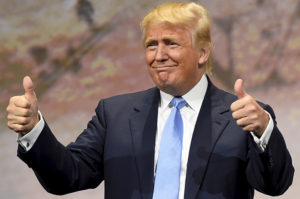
[230,79,269,137]
[7,76,39,135]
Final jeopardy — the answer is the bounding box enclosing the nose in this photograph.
[155,44,168,62]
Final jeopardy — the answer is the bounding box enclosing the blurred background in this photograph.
[0,0,299,198]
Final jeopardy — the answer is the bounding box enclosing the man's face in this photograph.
[145,22,208,96]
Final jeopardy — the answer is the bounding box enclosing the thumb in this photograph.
[234,79,246,99]
[23,76,36,100]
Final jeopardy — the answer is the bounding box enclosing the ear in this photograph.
[198,46,211,65]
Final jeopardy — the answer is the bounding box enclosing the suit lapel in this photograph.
[184,80,230,199]
[129,88,160,199]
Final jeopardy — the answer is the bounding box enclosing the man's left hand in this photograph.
[230,79,269,137]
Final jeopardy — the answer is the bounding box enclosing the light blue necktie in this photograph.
[153,97,187,199]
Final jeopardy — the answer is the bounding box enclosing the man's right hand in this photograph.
[7,76,39,136]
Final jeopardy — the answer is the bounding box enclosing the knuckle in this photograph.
[244,96,251,103]
[10,96,20,104]
[244,128,250,132]
[23,109,31,117]
[232,112,236,119]
[252,104,258,111]
[236,119,242,126]
[231,105,238,112]
[21,100,30,108]
[9,96,16,103]
[243,125,251,132]
[15,125,24,132]
[252,114,258,120]
[7,114,13,121]
[20,117,28,125]
[230,104,234,111]
[20,108,30,117]
[22,117,31,125]
[6,106,11,113]
[246,105,255,112]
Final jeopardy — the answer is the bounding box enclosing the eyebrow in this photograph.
[144,38,156,46]
[144,36,180,46]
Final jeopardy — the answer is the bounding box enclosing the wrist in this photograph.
[19,113,40,137]
[254,112,270,137]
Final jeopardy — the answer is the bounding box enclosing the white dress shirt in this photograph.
[18,75,274,199]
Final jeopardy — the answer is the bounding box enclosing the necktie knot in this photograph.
[170,97,186,110]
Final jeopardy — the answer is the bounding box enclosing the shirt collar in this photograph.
[159,74,208,112]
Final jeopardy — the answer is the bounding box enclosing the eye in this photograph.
[170,42,178,47]
[145,41,157,50]
[165,40,179,48]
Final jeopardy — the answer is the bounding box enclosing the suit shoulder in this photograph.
[105,87,157,102]
[96,87,158,108]
[210,85,238,106]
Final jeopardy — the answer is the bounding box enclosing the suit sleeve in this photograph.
[246,104,294,196]
[17,100,107,195]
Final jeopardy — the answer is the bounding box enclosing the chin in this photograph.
[158,84,183,96]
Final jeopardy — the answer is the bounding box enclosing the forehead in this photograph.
[145,22,192,42]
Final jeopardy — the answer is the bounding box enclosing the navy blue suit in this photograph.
[18,79,294,199]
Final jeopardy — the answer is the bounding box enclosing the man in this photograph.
[7,2,294,199]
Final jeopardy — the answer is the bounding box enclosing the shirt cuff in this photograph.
[250,111,274,152]
[17,111,45,151]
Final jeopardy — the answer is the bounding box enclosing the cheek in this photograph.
[146,63,156,80]
[168,50,180,60]
[145,51,154,65]
[168,49,188,65]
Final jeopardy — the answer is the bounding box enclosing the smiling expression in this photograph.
[145,22,209,96]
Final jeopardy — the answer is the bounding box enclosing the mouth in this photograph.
[150,65,177,71]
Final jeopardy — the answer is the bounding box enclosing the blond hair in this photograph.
[141,2,212,74]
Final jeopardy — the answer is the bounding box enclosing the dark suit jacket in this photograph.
[18,79,294,199]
